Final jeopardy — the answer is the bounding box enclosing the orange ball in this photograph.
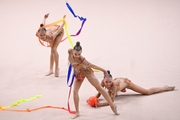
[87,96,98,107]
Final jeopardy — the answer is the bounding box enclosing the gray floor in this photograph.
[0,0,180,120]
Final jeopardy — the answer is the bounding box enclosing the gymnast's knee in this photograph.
[73,89,79,95]
[51,48,57,53]
[143,90,153,95]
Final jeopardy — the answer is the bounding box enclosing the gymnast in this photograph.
[68,41,119,119]
[95,70,175,107]
[36,13,66,77]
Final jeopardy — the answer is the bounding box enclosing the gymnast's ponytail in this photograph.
[107,70,112,78]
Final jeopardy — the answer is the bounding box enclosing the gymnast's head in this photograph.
[103,70,113,88]
[73,41,82,58]
[38,24,47,40]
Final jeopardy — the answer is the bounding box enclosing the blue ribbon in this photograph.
[66,2,87,21]
[66,2,87,36]
[67,64,75,87]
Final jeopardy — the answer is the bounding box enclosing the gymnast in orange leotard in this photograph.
[68,41,119,119]
[95,70,175,107]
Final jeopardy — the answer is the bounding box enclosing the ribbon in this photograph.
[0,95,41,110]
[42,18,65,28]
[0,106,75,113]
[67,64,75,87]
[66,2,86,21]
[64,2,87,38]
[64,20,74,48]
[0,94,75,114]
[67,87,75,114]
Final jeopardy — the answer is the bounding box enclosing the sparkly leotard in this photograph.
[102,78,131,97]
[49,25,64,40]
[40,25,64,43]
[68,49,93,81]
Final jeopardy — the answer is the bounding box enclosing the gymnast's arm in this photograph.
[42,13,49,26]
[35,13,49,37]
[85,60,108,77]
[96,86,117,107]
[50,15,66,39]
[95,90,112,107]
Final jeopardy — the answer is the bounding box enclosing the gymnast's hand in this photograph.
[63,15,66,18]
[44,13,49,19]
[95,102,98,108]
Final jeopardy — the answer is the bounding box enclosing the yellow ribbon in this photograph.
[42,18,65,28]
[0,95,41,110]
[64,19,74,48]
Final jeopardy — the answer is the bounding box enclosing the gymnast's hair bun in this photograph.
[76,41,80,46]
[107,70,112,78]
[40,24,44,27]
[74,41,82,51]
[39,24,46,32]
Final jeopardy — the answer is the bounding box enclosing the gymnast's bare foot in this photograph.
[111,105,119,115]
[55,68,59,77]
[71,113,79,119]
[45,70,53,76]
[164,85,175,91]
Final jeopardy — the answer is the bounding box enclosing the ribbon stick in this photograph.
[48,3,62,14]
